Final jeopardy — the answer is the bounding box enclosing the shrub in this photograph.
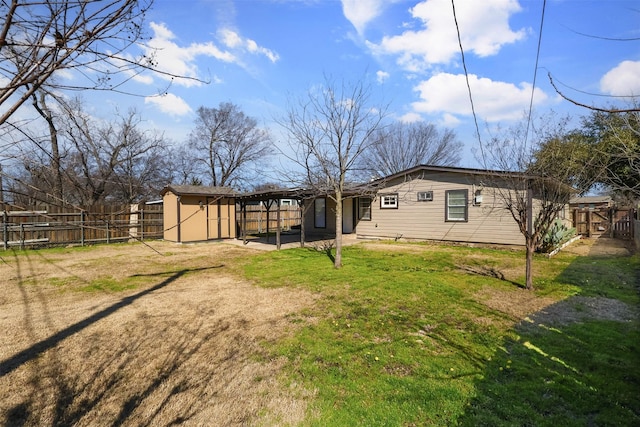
[539,219,576,253]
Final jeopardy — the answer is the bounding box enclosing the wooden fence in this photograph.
[1,202,164,250]
[237,204,301,235]
[572,207,636,240]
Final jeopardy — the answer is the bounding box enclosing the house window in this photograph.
[380,194,398,209]
[417,191,433,202]
[445,189,468,222]
[314,198,326,228]
[358,197,372,220]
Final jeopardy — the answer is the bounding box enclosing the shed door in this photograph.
[219,199,231,238]
[207,198,232,239]
[207,199,220,239]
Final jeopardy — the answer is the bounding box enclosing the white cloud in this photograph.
[441,113,461,127]
[398,111,423,123]
[341,0,386,34]
[368,0,525,71]
[600,60,640,96]
[376,70,390,83]
[218,28,280,63]
[145,93,192,116]
[144,22,236,88]
[411,72,548,122]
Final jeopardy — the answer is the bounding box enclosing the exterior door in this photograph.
[342,198,353,233]
[207,199,220,239]
[219,199,231,238]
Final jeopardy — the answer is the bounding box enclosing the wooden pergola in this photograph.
[236,188,311,250]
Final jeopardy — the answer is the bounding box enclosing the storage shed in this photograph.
[161,185,236,243]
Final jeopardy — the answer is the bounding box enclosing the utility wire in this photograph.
[524,0,547,151]
[451,0,484,164]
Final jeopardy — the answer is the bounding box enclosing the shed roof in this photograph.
[160,185,236,197]
[569,195,612,204]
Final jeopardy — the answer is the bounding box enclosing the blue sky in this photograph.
[61,0,640,167]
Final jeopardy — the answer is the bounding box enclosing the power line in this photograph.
[451,0,484,164]
[524,0,547,151]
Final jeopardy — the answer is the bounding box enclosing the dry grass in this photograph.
[0,241,315,427]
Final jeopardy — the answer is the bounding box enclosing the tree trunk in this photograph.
[525,239,535,290]
[334,191,343,268]
[33,92,64,201]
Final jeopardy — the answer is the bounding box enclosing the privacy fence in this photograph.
[1,202,164,250]
[1,201,303,250]
[572,207,636,240]
[238,204,302,235]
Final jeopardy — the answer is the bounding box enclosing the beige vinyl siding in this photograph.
[303,197,337,236]
[356,172,526,245]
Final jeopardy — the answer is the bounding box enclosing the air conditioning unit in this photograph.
[417,191,433,202]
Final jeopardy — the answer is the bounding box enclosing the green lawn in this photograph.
[244,242,640,426]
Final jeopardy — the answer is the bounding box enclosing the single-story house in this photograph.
[303,165,572,246]
[161,185,236,243]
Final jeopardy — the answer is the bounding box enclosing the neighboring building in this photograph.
[569,195,612,210]
[161,185,236,243]
[304,165,572,246]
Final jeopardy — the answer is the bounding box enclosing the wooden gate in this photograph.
[572,208,635,240]
[612,209,634,240]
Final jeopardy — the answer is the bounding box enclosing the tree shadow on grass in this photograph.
[0,266,223,378]
[457,251,640,426]
[0,265,246,427]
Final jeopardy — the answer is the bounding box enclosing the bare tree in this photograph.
[187,103,272,189]
[481,114,589,290]
[29,89,66,201]
[359,122,462,178]
[279,76,387,268]
[38,99,168,205]
[0,0,179,127]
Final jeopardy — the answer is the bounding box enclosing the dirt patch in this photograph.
[562,236,634,257]
[0,241,315,426]
[523,296,638,327]
[474,287,558,321]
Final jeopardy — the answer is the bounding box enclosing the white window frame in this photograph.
[380,194,398,209]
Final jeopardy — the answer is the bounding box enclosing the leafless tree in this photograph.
[279,76,388,268]
[359,122,462,178]
[187,103,272,189]
[0,0,184,127]
[480,114,591,290]
[20,98,168,205]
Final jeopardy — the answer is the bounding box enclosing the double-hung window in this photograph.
[445,189,468,222]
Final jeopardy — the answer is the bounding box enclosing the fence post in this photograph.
[106,220,110,244]
[80,211,85,246]
[140,209,145,241]
[20,223,25,250]
[610,208,615,238]
[2,211,7,250]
